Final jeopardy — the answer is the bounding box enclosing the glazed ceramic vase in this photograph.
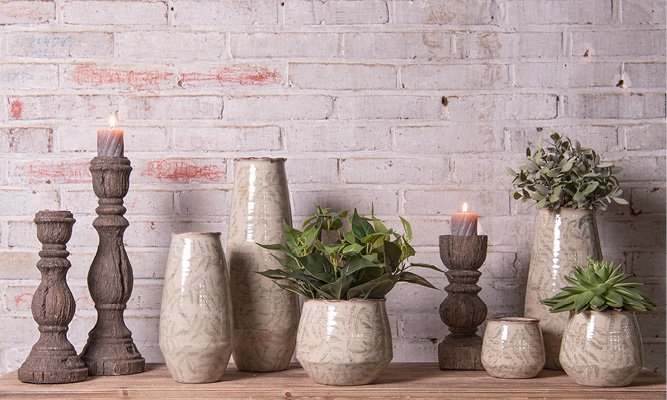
[524,208,602,370]
[227,158,299,372]
[481,317,545,379]
[296,298,393,386]
[560,310,643,387]
[159,232,233,383]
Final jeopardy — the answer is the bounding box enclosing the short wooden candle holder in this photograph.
[18,211,88,384]
[438,235,488,370]
[80,156,144,376]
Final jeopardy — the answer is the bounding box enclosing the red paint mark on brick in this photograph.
[180,66,282,88]
[14,292,33,308]
[19,161,91,184]
[9,100,23,119]
[0,5,44,22]
[68,65,173,91]
[74,296,93,318]
[142,160,224,182]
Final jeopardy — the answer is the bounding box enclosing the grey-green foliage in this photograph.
[540,257,656,313]
[508,133,628,210]
[257,205,442,300]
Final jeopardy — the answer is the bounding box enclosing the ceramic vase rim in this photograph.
[487,316,539,324]
[171,231,221,236]
[570,309,637,316]
[234,157,286,162]
[304,297,386,304]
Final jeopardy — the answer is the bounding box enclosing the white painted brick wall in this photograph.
[0,0,664,376]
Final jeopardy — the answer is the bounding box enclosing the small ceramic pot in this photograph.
[481,317,545,379]
[560,310,643,387]
[296,298,393,386]
[159,232,233,383]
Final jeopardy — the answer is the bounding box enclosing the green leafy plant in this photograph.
[540,257,656,313]
[257,205,441,300]
[508,132,628,210]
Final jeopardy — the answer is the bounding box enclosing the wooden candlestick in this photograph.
[18,211,88,384]
[438,235,488,370]
[80,156,144,376]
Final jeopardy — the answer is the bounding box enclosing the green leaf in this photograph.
[342,243,365,255]
[298,253,334,281]
[574,291,595,313]
[400,216,413,241]
[257,243,295,257]
[383,240,403,273]
[409,262,444,273]
[282,221,302,251]
[318,279,352,300]
[256,269,289,280]
[361,231,393,244]
[351,209,375,239]
[346,274,396,299]
[341,255,381,276]
[398,271,437,289]
[343,231,357,244]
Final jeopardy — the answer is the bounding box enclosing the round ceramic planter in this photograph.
[560,310,643,387]
[159,232,233,383]
[481,317,545,379]
[296,298,393,386]
[524,208,602,370]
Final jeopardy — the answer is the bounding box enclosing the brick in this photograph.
[386,276,447,312]
[63,189,174,216]
[395,126,502,154]
[63,64,175,91]
[505,126,620,153]
[7,95,112,120]
[623,0,667,25]
[0,317,38,343]
[456,32,562,59]
[631,252,667,279]
[573,30,666,57]
[59,126,170,153]
[0,1,53,24]
[599,217,665,249]
[124,96,223,120]
[624,62,666,88]
[172,0,277,26]
[285,158,339,183]
[616,156,666,183]
[342,158,451,185]
[0,345,30,375]
[343,32,452,60]
[0,64,58,89]
[446,94,558,121]
[630,187,666,215]
[337,96,443,120]
[475,216,534,248]
[9,158,91,185]
[506,0,612,25]
[453,154,518,186]
[64,0,167,25]
[0,128,53,153]
[0,189,59,216]
[402,64,509,90]
[7,220,40,249]
[118,32,226,60]
[643,340,667,375]
[636,311,666,340]
[125,220,225,247]
[178,65,283,89]
[231,33,338,59]
[173,126,282,152]
[224,95,333,120]
[565,93,666,119]
[515,62,620,88]
[623,124,667,151]
[478,277,525,314]
[391,339,438,362]
[0,252,40,279]
[285,0,388,25]
[133,158,227,184]
[5,32,112,58]
[177,189,230,216]
[289,63,396,90]
[393,0,497,25]
[292,189,398,217]
[285,122,390,152]
[404,189,510,216]
[401,312,447,339]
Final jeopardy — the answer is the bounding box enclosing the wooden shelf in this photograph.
[2,363,665,399]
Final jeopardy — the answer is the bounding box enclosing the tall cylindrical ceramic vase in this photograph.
[227,158,299,372]
[159,232,233,383]
[524,208,602,370]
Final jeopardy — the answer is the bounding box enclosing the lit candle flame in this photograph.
[462,203,468,213]
[109,115,116,129]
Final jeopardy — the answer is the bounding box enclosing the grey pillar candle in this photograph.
[450,203,478,236]
[97,116,124,157]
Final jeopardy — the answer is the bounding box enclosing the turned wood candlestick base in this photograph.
[80,156,144,376]
[18,211,88,384]
[438,235,488,370]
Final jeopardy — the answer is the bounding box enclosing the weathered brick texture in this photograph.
[0,0,664,376]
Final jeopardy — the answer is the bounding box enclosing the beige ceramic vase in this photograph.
[227,158,299,372]
[296,298,393,386]
[481,317,545,379]
[560,310,643,387]
[159,232,233,383]
[524,208,602,370]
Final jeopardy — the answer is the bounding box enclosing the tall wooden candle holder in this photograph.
[438,235,488,370]
[18,211,88,384]
[80,156,144,376]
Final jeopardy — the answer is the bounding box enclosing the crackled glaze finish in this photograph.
[227,158,299,372]
[481,317,545,379]
[524,208,601,370]
[561,311,643,387]
[159,233,233,383]
[296,298,393,386]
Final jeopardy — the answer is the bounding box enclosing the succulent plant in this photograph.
[257,205,441,300]
[508,132,628,210]
[540,257,656,313]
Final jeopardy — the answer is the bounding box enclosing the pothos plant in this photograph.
[508,133,628,210]
[257,206,442,300]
